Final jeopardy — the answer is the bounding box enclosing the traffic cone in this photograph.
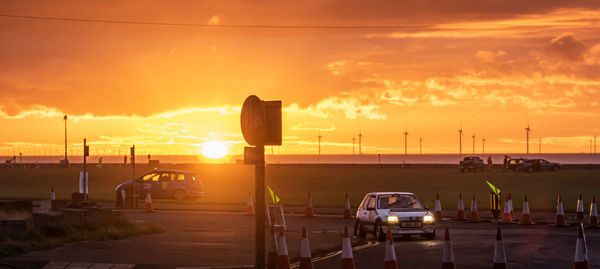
[144,188,153,213]
[574,223,590,269]
[341,226,355,269]
[508,193,514,220]
[305,192,315,217]
[51,187,56,201]
[383,228,398,269]
[502,194,513,223]
[457,193,465,220]
[277,226,291,269]
[299,227,314,269]
[343,192,352,219]
[577,193,585,222]
[434,193,443,221]
[470,194,479,222]
[589,196,598,228]
[441,228,456,269]
[520,194,534,225]
[493,228,508,269]
[246,192,255,215]
[267,225,278,269]
[555,195,567,227]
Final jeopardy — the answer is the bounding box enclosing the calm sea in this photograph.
[2,153,599,164]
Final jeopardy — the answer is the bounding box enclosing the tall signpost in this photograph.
[131,145,136,208]
[83,138,89,200]
[241,95,281,269]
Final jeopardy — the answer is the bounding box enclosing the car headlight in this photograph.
[387,215,399,224]
[423,215,434,223]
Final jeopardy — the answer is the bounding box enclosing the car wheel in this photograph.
[174,190,187,202]
[373,219,385,242]
[354,219,367,238]
[553,166,560,171]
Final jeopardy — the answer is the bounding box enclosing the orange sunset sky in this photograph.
[1,0,600,157]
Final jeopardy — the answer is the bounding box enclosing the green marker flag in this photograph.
[267,186,281,204]
[486,180,501,195]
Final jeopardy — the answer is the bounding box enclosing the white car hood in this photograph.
[377,209,430,221]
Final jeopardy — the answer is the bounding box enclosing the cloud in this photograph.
[290,123,336,132]
[475,50,506,63]
[543,32,587,62]
[285,96,387,120]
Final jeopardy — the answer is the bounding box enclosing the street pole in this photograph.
[64,115,68,164]
[131,145,136,208]
[255,144,265,269]
[83,138,87,201]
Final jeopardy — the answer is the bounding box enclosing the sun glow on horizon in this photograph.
[201,141,229,159]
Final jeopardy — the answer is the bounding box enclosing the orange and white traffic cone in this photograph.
[144,188,153,213]
[267,225,278,269]
[246,192,255,215]
[299,227,314,269]
[508,193,514,220]
[555,195,567,227]
[277,226,291,269]
[470,194,479,222]
[493,228,508,269]
[305,192,315,217]
[574,223,590,269]
[577,193,585,222]
[502,194,513,223]
[383,228,398,269]
[434,193,443,221]
[51,187,56,201]
[520,194,534,225]
[343,192,352,219]
[341,226,355,269]
[589,196,598,228]
[441,228,456,269]
[457,193,465,220]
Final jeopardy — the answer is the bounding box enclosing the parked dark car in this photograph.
[516,159,561,172]
[115,170,203,207]
[459,156,485,172]
[506,158,527,170]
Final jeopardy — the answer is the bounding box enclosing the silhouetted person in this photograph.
[487,156,492,171]
[503,155,508,170]
[147,154,151,163]
[123,155,128,167]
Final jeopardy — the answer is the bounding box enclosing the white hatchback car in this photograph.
[354,192,436,241]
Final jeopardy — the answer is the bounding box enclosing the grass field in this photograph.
[0,164,599,211]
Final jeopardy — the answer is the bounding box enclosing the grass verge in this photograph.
[0,219,162,257]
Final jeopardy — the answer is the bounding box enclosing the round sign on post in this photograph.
[241,95,266,146]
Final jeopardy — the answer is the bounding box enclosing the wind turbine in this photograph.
[482,137,486,154]
[352,137,356,155]
[594,135,597,154]
[458,128,463,155]
[472,134,476,154]
[419,137,423,155]
[525,123,531,154]
[404,129,409,155]
[539,137,542,154]
[318,132,322,155]
[358,131,363,155]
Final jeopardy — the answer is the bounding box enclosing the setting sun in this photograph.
[201,141,229,159]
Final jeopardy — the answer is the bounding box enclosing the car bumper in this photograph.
[384,223,435,235]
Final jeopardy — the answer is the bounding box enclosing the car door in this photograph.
[140,172,160,199]
[155,172,175,198]
[366,195,378,224]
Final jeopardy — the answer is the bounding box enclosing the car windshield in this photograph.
[377,194,423,210]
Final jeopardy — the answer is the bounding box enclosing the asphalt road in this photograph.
[1,208,598,268]
[314,221,600,269]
